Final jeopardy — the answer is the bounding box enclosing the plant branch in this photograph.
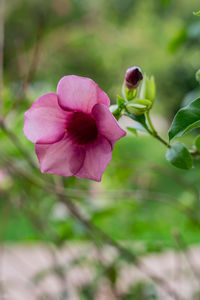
[53,177,180,300]
[0,120,38,169]
[145,111,171,148]
[0,153,180,299]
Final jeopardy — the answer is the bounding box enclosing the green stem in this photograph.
[145,111,156,134]
[145,111,171,148]
[145,112,200,156]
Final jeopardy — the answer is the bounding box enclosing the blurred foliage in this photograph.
[4,0,200,115]
[2,133,200,252]
[122,282,158,300]
[1,0,200,258]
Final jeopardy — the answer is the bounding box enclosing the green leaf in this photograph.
[196,69,200,84]
[168,28,187,53]
[168,98,200,141]
[194,135,200,152]
[127,127,137,135]
[117,95,126,108]
[193,11,200,16]
[165,141,193,170]
[127,124,147,134]
[125,113,147,129]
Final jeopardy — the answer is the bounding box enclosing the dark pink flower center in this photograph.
[67,112,98,145]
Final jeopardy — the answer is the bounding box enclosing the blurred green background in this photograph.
[1,0,200,298]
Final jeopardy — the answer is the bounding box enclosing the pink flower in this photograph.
[24,75,126,181]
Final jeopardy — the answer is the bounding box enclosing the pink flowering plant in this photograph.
[1,3,200,299]
[20,63,200,299]
[24,66,200,179]
[24,76,126,181]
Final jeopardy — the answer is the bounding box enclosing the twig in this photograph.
[0,120,38,169]
[0,153,180,299]
[54,177,181,300]
[173,230,200,289]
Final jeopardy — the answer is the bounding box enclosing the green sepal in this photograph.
[117,95,126,109]
[126,98,152,116]
[122,83,136,101]
[109,104,122,120]
[109,97,126,120]
[139,74,156,103]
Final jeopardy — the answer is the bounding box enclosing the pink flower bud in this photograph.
[125,66,143,90]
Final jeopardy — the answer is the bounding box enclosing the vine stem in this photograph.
[144,111,200,157]
[145,111,171,148]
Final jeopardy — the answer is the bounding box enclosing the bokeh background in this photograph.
[1,0,200,299]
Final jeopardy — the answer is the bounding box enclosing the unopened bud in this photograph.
[126,98,152,116]
[139,74,155,103]
[125,66,143,90]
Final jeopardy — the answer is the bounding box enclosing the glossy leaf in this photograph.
[194,135,200,152]
[125,112,148,129]
[196,69,200,83]
[127,127,137,135]
[168,98,200,141]
[193,11,200,16]
[165,141,193,170]
[127,124,147,134]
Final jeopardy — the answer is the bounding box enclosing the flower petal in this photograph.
[57,75,110,113]
[76,136,112,182]
[24,93,70,144]
[92,103,126,146]
[35,135,85,177]
[97,89,110,107]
